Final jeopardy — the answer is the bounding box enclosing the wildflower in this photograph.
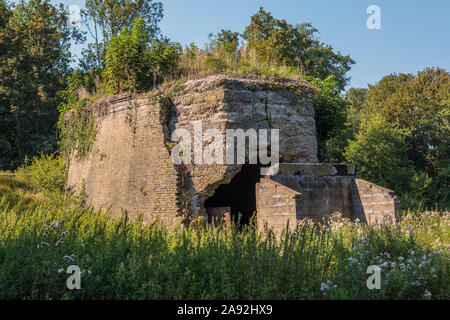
[398,256,404,261]
[61,231,68,237]
[63,254,76,262]
[423,290,432,299]
[58,268,64,274]
[56,221,64,229]
[55,238,63,247]
[37,242,49,249]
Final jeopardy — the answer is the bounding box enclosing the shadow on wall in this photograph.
[351,178,400,224]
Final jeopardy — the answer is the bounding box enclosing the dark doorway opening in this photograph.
[204,164,261,226]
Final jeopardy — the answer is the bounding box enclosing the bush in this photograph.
[103,18,181,93]
[345,115,415,194]
[16,153,67,193]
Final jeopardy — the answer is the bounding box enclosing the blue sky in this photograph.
[59,0,449,89]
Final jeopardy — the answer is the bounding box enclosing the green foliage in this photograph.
[363,68,449,177]
[215,29,240,57]
[80,0,163,73]
[345,115,414,194]
[344,68,449,209]
[242,7,354,90]
[57,71,97,159]
[0,0,84,170]
[16,153,67,193]
[0,183,448,299]
[146,38,183,88]
[103,18,150,93]
[103,18,181,93]
[305,76,348,161]
[179,7,353,91]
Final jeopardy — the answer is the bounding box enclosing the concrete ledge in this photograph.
[274,163,357,177]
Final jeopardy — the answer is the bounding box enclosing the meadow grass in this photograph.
[0,161,448,300]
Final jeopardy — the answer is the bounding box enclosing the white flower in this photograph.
[39,242,49,248]
[61,231,68,237]
[423,290,432,299]
[63,254,76,262]
[55,238,63,247]
[347,257,357,264]
[398,256,404,261]
[58,268,64,274]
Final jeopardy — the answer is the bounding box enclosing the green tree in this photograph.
[80,0,163,74]
[146,38,182,88]
[362,68,449,177]
[305,76,348,161]
[345,115,414,194]
[215,29,240,57]
[0,0,83,170]
[103,18,181,93]
[242,7,354,90]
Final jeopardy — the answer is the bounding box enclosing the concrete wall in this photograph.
[256,178,299,234]
[67,75,319,224]
[66,96,181,224]
[257,164,398,226]
[352,178,400,224]
[168,76,318,216]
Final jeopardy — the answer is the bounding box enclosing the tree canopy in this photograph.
[0,0,83,169]
[243,7,354,90]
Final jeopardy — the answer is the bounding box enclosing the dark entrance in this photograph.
[204,164,261,226]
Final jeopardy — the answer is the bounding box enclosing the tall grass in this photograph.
[0,177,448,299]
[0,156,448,299]
[175,46,305,82]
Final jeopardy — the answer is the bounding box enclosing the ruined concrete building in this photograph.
[67,75,399,232]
